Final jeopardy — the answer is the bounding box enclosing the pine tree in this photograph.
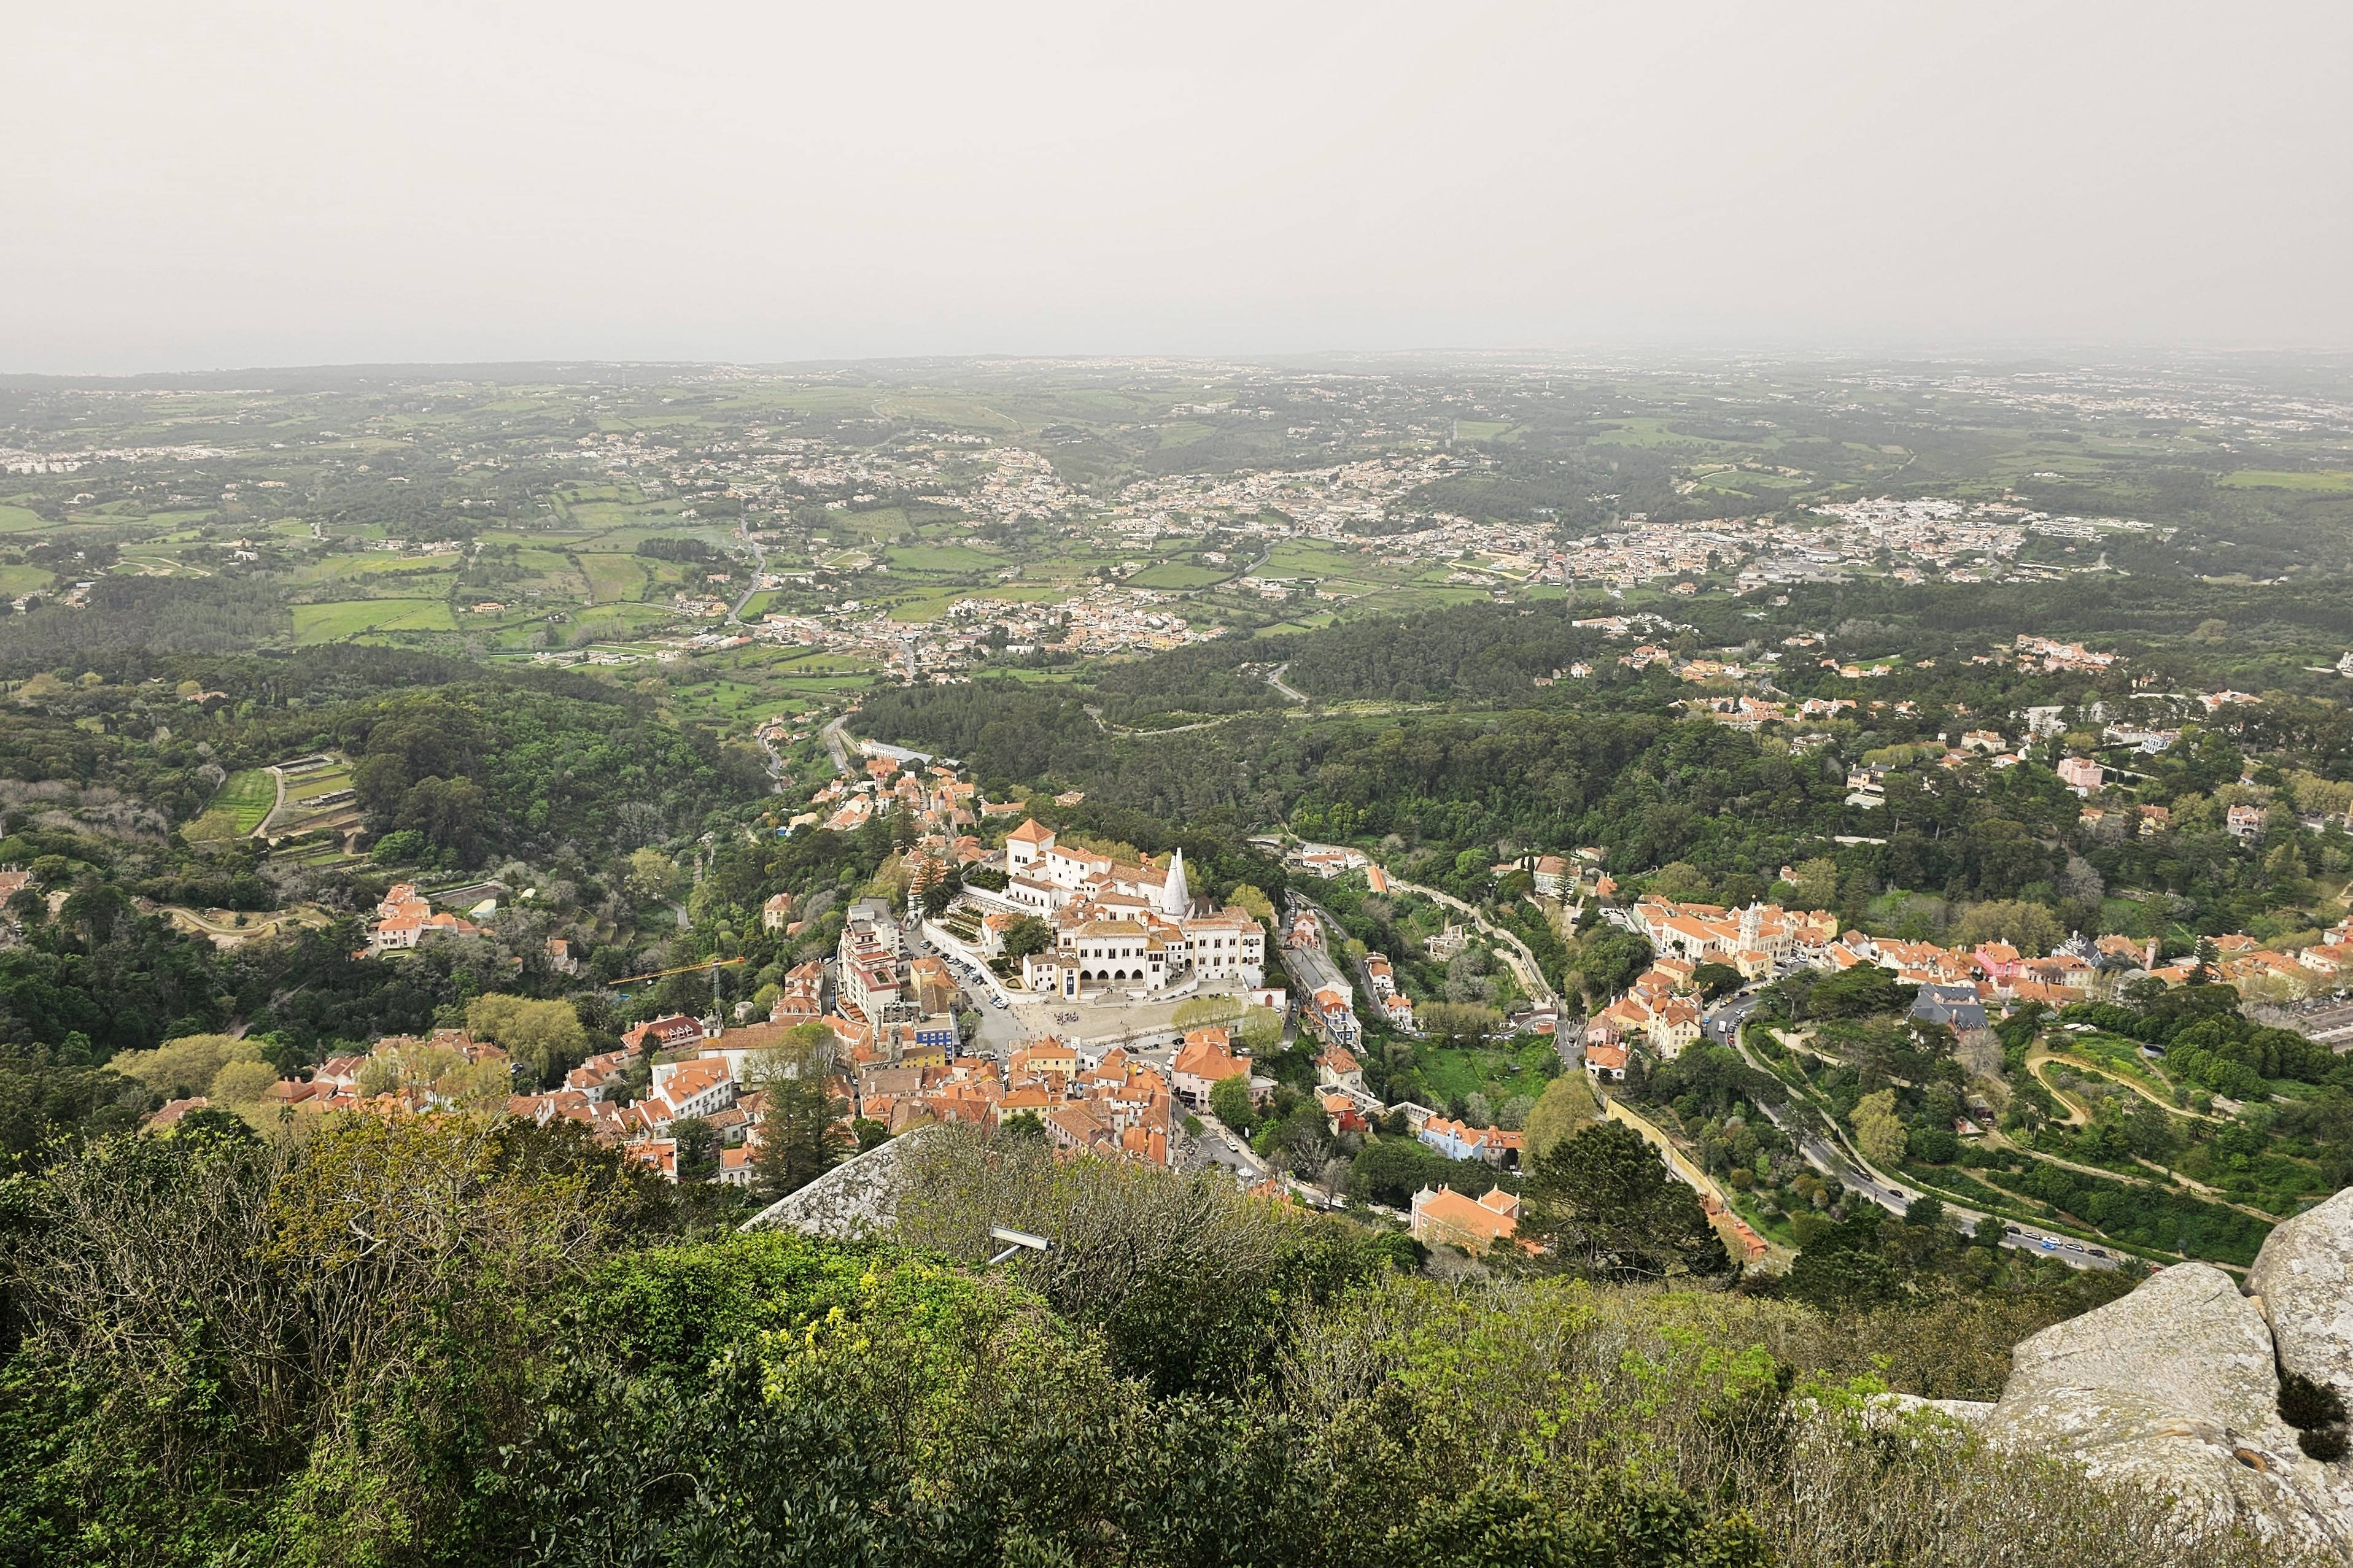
[751,1027,850,1200]
[1519,1119,1732,1282]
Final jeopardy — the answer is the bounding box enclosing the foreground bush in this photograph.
[0,1122,2327,1566]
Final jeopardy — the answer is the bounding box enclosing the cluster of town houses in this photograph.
[1583,892,2110,1087]
[292,732,2353,1261]
[796,754,985,836]
[1576,881,2353,1084]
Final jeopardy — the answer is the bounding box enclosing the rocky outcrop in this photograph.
[738,1128,930,1239]
[2248,1184,2353,1527]
[2250,1187,2353,1419]
[1974,1260,2351,1554]
[1868,1391,1994,1427]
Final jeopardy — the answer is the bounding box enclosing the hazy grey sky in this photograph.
[6,1,2349,373]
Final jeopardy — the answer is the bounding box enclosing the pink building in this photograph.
[2056,757,2104,795]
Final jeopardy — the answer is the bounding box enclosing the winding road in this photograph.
[1376,873,1560,1009]
[1712,994,2122,1269]
[2029,1046,2225,1123]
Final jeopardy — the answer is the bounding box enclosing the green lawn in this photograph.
[284,765,354,808]
[1414,1038,1560,1108]
[571,603,676,638]
[1693,468,1810,492]
[869,587,972,622]
[1587,418,1737,450]
[299,552,463,582]
[1260,541,1373,579]
[885,543,1002,574]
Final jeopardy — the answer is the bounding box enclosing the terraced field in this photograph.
[181,768,277,842]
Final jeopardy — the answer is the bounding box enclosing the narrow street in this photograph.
[727,522,768,624]
[820,714,853,776]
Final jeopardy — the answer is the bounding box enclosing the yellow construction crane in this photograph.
[605,956,749,987]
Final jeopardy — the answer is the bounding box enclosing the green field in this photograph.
[300,552,463,581]
[1260,541,1374,579]
[862,587,969,622]
[1125,561,1230,590]
[1693,468,1810,492]
[579,552,653,603]
[570,603,677,638]
[0,565,55,595]
[2216,470,2353,492]
[295,598,459,643]
[182,768,277,842]
[1587,418,1737,450]
[885,543,1003,575]
[284,765,354,809]
[0,504,52,533]
[1416,1039,1561,1106]
[1341,585,1496,616]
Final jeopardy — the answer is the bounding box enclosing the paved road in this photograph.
[1708,992,2119,1270]
[1265,662,1308,703]
[753,729,789,790]
[251,765,289,840]
[1194,1112,1271,1178]
[820,715,853,776]
[727,524,769,624]
[905,921,1028,1062]
[1282,893,1355,998]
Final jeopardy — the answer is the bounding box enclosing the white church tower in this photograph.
[1160,848,1189,916]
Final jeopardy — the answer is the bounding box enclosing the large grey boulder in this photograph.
[738,1127,928,1239]
[2249,1186,2353,1533]
[1976,1262,2351,1554]
[2249,1186,2353,1415]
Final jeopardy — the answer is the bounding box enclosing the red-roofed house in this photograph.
[1172,1027,1250,1110]
[1317,1046,1363,1092]
[1409,1184,1521,1253]
[626,1014,708,1052]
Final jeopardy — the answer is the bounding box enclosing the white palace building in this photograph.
[966,820,1267,1000]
